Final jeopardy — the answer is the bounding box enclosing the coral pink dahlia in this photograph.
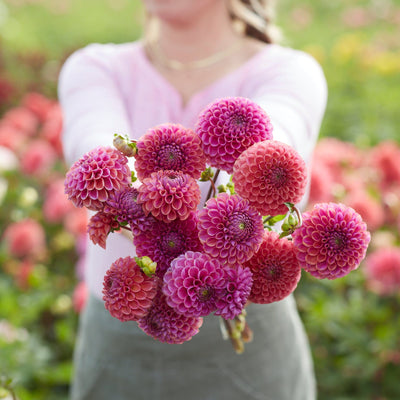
[195,97,273,173]
[138,289,203,344]
[87,211,120,249]
[163,251,226,317]
[197,193,264,266]
[102,256,158,322]
[245,231,301,304]
[64,146,131,211]
[292,202,371,279]
[134,212,203,278]
[137,170,201,223]
[134,123,207,181]
[233,140,307,216]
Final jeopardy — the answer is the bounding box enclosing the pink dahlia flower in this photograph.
[102,256,158,322]
[163,251,226,317]
[233,140,307,216]
[195,97,273,173]
[245,231,301,304]
[105,186,155,235]
[87,212,120,249]
[134,123,207,180]
[134,212,203,278]
[137,170,201,223]
[64,146,131,211]
[292,202,371,279]
[43,179,75,223]
[197,193,264,266]
[363,247,400,296]
[20,139,57,176]
[215,266,253,320]
[138,289,203,344]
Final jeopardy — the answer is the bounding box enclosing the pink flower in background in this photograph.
[43,179,75,223]
[342,7,372,28]
[0,123,26,152]
[197,193,264,266]
[20,138,58,176]
[290,6,313,28]
[73,281,88,313]
[64,146,131,211]
[87,212,120,249]
[3,218,46,259]
[308,160,334,204]
[233,140,307,216]
[245,231,301,304]
[196,97,273,173]
[15,259,34,290]
[2,106,38,136]
[134,123,206,181]
[39,104,63,156]
[64,207,88,236]
[138,289,203,344]
[138,170,201,223]
[22,92,55,123]
[0,76,15,106]
[103,256,158,322]
[292,203,370,279]
[364,247,400,295]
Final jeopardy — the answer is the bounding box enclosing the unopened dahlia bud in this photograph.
[135,256,157,277]
[113,134,137,157]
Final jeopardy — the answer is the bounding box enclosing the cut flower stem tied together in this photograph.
[64,96,371,353]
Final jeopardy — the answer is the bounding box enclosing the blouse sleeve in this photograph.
[58,44,132,167]
[249,49,328,164]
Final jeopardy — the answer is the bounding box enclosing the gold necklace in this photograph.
[145,39,243,71]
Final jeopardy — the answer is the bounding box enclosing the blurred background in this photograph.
[0,0,399,399]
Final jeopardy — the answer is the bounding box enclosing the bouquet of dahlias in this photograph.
[64,97,371,353]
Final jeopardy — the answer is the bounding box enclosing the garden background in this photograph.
[0,0,399,399]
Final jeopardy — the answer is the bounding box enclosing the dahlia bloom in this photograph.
[163,251,226,317]
[102,257,158,322]
[245,231,301,304]
[138,289,203,344]
[233,140,307,216]
[197,193,264,266]
[134,212,203,278]
[64,146,131,211]
[215,266,253,319]
[292,202,371,279]
[20,139,57,175]
[105,186,155,235]
[195,97,273,174]
[137,170,201,223]
[363,247,400,296]
[87,211,120,249]
[134,123,207,180]
[43,179,75,223]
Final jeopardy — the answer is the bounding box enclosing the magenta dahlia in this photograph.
[133,212,203,278]
[195,97,273,173]
[105,186,156,235]
[134,123,207,181]
[292,202,371,279]
[233,140,307,216]
[64,146,131,211]
[137,170,201,223]
[162,251,226,317]
[102,257,158,322]
[138,288,203,344]
[197,193,264,266]
[215,266,253,320]
[245,231,301,304]
[87,211,120,249]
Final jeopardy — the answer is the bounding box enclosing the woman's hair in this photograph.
[229,0,281,44]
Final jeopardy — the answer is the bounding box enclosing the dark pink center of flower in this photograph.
[325,230,347,252]
[158,144,184,170]
[226,212,254,242]
[263,263,282,281]
[266,166,289,188]
[161,232,185,256]
[198,286,213,302]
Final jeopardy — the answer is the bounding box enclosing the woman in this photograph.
[59,0,328,399]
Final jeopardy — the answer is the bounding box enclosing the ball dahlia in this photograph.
[197,193,264,266]
[162,251,226,317]
[233,140,307,216]
[292,202,371,279]
[133,212,203,278]
[64,146,131,211]
[245,231,301,304]
[137,170,201,223]
[195,97,273,173]
[138,288,203,344]
[87,211,120,249]
[215,266,253,320]
[102,257,158,322]
[134,123,207,180]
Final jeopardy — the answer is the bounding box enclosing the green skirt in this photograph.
[70,294,316,400]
